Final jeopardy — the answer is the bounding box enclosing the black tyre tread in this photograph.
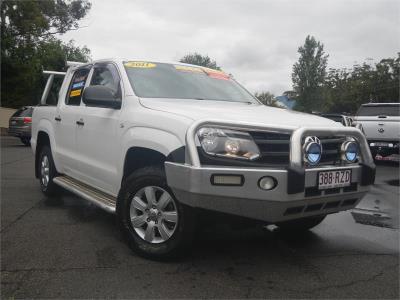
[117,166,196,260]
[277,215,326,233]
[39,146,60,197]
[20,137,30,146]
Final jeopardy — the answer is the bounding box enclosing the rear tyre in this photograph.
[276,215,326,233]
[38,146,60,196]
[117,166,196,260]
[20,137,30,146]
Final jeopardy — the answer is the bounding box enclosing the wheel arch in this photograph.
[122,147,167,181]
[119,127,185,180]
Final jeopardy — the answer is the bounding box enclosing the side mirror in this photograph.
[82,85,121,109]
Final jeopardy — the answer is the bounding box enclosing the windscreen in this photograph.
[356,105,400,116]
[123,61,257,103]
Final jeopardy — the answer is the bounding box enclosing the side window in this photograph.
[66,68,90,106]
[90,63,121,98]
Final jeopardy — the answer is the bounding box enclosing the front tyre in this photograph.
[20,137,30,146]
[117,166,195,260]
[38,146,59,196]
[276,215,326,233]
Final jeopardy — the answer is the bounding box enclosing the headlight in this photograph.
[197,127,260,160]
[341,140,359,163]
[303,136,322,165]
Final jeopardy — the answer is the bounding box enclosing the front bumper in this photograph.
[369,141,400,156]
[166,163,370,223]
[165,120,376,223]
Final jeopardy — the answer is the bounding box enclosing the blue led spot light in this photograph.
[304,136,322,165]
[342,141,359,163]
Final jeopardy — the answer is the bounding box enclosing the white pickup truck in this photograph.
[354,103,400,158]
[32,59,375,259]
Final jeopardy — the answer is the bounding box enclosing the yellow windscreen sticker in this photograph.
[70,89,81,97]
[124,61,157,68]
[174,65,203,73]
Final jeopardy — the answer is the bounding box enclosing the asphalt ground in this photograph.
[1,136,399,299]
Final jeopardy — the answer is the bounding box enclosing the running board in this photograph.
[53,176,116,213]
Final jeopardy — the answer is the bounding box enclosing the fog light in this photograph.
[211,174,244,186]
[258,176,277,190]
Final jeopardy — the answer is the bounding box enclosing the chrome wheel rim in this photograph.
[130,186,178,244]
[40,155,50,187]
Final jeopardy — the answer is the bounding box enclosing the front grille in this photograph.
[249,131,291,166]
[318,137,346,166]
[199,131,352,168]
[250,133,347,167]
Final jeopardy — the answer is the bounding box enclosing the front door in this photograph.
[75,62,122,195]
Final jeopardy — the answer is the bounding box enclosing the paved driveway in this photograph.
[1,136,399,298]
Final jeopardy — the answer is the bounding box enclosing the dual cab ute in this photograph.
[354,103,400,159]
[32,59,375,259]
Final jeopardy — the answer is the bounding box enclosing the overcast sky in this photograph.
[59,0,400,95]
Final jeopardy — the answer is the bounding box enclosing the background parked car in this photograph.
[320,113,354,127]
[354,103,400,159]
[8,106,34,146]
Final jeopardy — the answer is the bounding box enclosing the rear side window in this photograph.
[357,105,400,116]
[66,68,91,106]
[12,107,33,117]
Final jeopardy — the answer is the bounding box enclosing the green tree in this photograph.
[322,54,399,114]
[292,35,328,112]
[180,52,220,70]
[254,91,280,107]
[1,0,91,108]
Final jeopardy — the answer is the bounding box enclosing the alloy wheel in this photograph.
[40,155,50,187]
[130,186,178,244]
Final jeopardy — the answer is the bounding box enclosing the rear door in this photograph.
[54,67,91,176]
[355,104,400,141]
[74,62,122,195]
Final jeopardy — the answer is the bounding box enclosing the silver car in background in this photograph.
[8,106,34,146]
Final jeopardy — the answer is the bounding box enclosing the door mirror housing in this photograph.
[82,85,121,109]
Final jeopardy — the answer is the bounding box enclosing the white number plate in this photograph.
[318,169,352,189]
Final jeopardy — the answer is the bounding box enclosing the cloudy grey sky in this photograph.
[60,0,400,95]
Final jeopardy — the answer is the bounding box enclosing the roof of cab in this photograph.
[78,58,219,70]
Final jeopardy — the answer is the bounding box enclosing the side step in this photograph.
[53,176,116,213]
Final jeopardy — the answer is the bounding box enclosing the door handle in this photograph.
[55,116,62,122]
[76,119,85,126]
